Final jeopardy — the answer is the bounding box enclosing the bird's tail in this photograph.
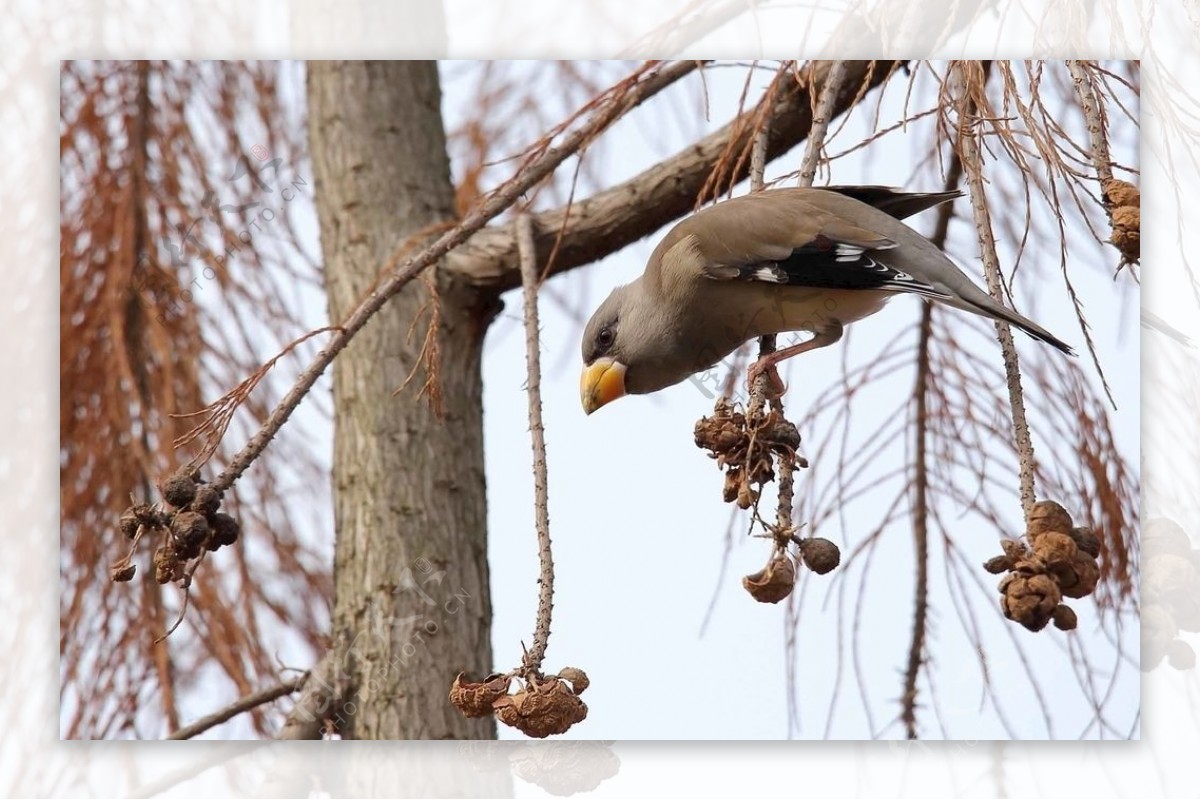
[961,298,1075,356]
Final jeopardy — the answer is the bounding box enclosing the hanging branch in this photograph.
[901,154,962,739]
[717,62,850,606]
[955,62,1038,521]
[1066,59,1140,271]
[516,213,555,676]
[167,674,308,740]
[1066,60,1114,188]
[448,215,589,739]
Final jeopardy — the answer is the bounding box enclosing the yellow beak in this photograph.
[580,357,627,415]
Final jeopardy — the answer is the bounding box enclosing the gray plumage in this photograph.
[581,186,1072,403]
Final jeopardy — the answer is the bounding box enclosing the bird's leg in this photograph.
[746,322,844,397]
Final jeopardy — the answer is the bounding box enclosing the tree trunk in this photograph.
[307,60,496,740]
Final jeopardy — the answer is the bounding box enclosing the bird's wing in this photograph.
[686,198,954,301]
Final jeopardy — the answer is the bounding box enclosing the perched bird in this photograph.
[580,186,1074,414]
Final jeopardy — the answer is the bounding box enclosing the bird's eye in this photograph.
[596,327,615,350]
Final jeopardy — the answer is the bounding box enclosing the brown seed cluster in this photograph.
[450,667,590,738]
[110,466,239,585]
[985,500,1101,632]
[1102,178,1139,266]
[1141,518,1200,672]
[695,398,804,510]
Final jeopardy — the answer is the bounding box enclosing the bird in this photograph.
[580,185,1074,414]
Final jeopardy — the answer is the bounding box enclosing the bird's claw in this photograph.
[746,361,787,400]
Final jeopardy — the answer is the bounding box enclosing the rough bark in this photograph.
[307,60,495,739]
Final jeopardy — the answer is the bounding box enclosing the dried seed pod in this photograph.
[983,555,1013,574]
[1111,225,1139,263]
[1052,604,1078,631]
[1058,552,1101,599]
[119,508,141,539]
[1111,204,1139,232]
[556,667,590,695]
[190,485,222,517]
[1068,526,1102,559]
[1026,501,1073,541]
[110,562,137,582]
[1102,178,1139,209]
[1033,531,1078,572]
[735,480,756,510]
[449,672,511,718]
[493,678,588,738]
[153,545,182,584]
[1000,572,1062,632]
[161,471,198,508]
[1000,538,1029,561]
[799,537,841,575]
[171,511,210,560]
[722,469,742,504]
[208,512,241,549]
[742,554,796,604]
[1167,639,1196,671]
[762,412,801,451]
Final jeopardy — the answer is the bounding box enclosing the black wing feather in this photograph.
[725,239,953,300]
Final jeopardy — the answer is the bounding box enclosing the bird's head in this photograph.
[580,282,690,414]
[579,285,634,415]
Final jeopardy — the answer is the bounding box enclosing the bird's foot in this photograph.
[746,360,786,400]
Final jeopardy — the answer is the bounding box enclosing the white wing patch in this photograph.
[749,265,789,283]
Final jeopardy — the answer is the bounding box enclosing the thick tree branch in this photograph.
[209,60,698,494]
[167,674,307,740]
[444,60,899,293]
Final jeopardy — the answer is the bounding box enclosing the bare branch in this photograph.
[277,649,343,740]
[798,60,848,186]
[1066,60,1114,188]
[445,60,900,292]
[955,61,1038,520]
[904,303,934,740]
[208,60,699,495]
[902,155,962,739]
[167,673,307,740]
[517,213,555,675]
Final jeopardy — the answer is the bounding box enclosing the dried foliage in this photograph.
[60,61,330,739]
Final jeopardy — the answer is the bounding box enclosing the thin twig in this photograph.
[901,155,962,739]
[904,302,934,740]
[206,60,698,495]
[747,71,777,418]
[798,60,848,186]
[166,673,307,740]
[955,62,1038,521]
[517,213,554,675]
